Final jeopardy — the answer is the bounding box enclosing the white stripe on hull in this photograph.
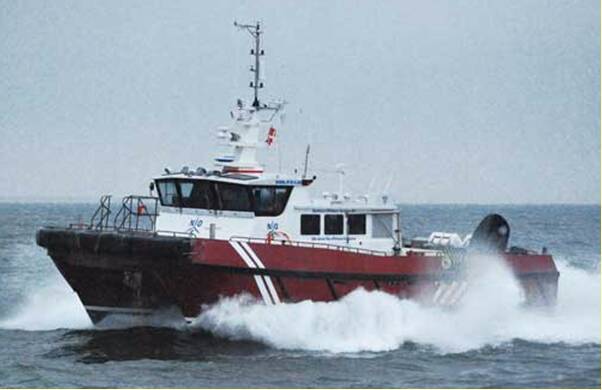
[438,280,458,306]
[432,282,445,304]
[230,241,274,304]
[239,241,281,304]
[448,280,468,306]
[432,280,468,306]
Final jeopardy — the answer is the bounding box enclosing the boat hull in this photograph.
[37,228,559,324]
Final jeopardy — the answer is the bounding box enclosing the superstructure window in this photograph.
[156,179,252,212]
[215,182,252,212]
[373,214,393,238]
[347,214,366,235]
[157,180,179,207]
[253,186,292,216]
[155,179,292,216]
[325,214,344,235]
[300,214,320,235]
[180,180,217,209]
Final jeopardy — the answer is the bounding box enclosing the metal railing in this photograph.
[113,195,159,232]
[89,195,111,230]
[230,236,390,256]
[88,194,159,232]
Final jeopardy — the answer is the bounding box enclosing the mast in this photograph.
[302,144,311,179]
[215,22,285,175]
[234,21,264,108]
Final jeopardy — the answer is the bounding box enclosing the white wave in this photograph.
[193,257,600,354]
[0,276,92,331]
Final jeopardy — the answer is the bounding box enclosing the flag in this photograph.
[265,127,277,146]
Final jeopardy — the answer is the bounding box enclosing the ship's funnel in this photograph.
[469,214,510,253]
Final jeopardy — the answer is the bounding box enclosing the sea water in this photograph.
[0,203,599,388]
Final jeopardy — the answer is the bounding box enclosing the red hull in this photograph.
[36,229,559,323]
[183,238,558,314]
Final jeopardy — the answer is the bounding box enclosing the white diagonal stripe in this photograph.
[449,281,468,306]
[230,241,273,305]
[240,241,281,304]
[438,280,459,306]
[432,282,445,304]
[230,241,256,269]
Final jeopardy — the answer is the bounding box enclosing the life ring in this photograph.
[267,230,291,245]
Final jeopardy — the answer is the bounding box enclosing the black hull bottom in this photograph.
[37,228,194,324]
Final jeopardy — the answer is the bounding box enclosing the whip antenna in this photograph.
[302,144,311,179]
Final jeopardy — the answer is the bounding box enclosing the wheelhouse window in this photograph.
[215,182,252,212]
[156,179,252,211]
[325,214,344,235]
[155,179,292,216]
[253,186,292,216]
[347,214,366,235]
[300,214,320,235]
[157,180,178,207]
[176,180,217,209]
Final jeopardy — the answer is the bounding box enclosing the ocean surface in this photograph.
[0,203,599,388]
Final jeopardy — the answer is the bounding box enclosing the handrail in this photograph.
[89,195,111,230]
[229,235,390,256]
[87,194,159,232]
[113,195,159,232]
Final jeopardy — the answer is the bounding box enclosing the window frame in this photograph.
[214,181,254,212]
[156,179,180,207]
[324,214,344,235]
[347,214,367,235]
[251,185,293,217]
[372,213,394,238]
[300,214,321,235]
[155,179,293,216]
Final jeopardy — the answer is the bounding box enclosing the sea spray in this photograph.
[0,277,92,331]
[2,255,598,350]
[194,257,600,354]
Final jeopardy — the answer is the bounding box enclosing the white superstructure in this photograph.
[152,22,403,254]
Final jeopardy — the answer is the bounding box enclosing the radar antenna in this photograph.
[234,21,264,108]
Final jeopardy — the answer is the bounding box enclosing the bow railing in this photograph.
[88,195,159,232]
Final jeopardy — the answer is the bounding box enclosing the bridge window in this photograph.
[253,186,292,216]
[187,180,217,209]
[325,214,344,235]
[156,179,292,215]
[300,214,320,235]
[215,182,252,212]
[157,180,179,207]
[347,214,366,235]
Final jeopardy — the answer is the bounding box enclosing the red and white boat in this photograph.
[36,22,559,325]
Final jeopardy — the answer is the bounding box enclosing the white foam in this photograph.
[0,276,92,331]
[193,257,600,354]
[3,253,598,354]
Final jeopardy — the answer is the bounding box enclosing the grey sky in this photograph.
[1,0,599,203]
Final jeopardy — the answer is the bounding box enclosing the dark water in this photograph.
[0,203,599,388]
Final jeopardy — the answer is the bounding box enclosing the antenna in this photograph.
[234,21,264,108]
[302,144,311,179]
[384,172,395,193]
[335,163,346,194]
